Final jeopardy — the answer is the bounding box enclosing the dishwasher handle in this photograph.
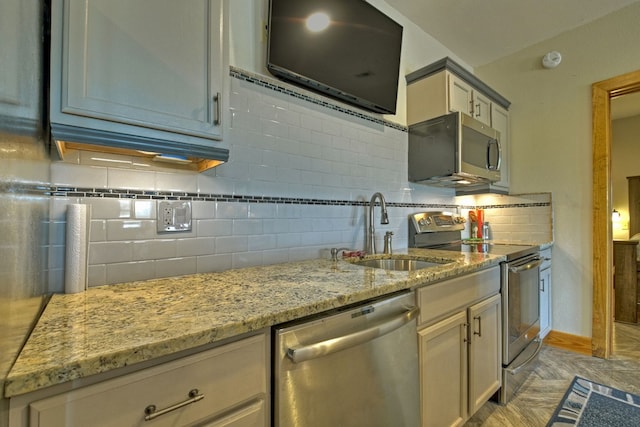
[509,258,543,273]
[286,306,419,363]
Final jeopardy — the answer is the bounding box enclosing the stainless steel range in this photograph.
[409,211,543,404]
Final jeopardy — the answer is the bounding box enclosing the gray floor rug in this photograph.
[547,376,640,426]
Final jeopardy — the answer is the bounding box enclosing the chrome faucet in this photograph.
[367,192,389,254]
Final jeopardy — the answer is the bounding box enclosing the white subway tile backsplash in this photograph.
[51,163,108,188]
[196,254,232,273]
[108,168,156,190]
[106,220,158,241]
[215,202,249,219]
[155,257,197,279]
[261,249,290,265]
[90,241,133,264]
[153,172,198,193]
[176,237,215,257]
[248,234,277,251]
[87,264,106,288]
[106,260,155,285]
[277,233,302,248]
[133,240,177,261]
[215,235,248,253]
[232,251,263,269]
[51,72,553,288]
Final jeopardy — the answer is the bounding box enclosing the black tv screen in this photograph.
[266,0,403,115]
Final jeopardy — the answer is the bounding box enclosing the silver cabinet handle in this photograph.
[144,389,204,421]
[213,92,221,126]
[509,258,543,273]
[287,306,419,363]
[473,315,482,337]
[475,103,481,117]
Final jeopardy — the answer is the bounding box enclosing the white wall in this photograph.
[475,2,640,337]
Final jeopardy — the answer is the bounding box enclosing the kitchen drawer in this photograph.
[27,334,267,427]
[417,266,500,327]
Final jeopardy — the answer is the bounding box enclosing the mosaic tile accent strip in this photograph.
[230,66,407,132]
[7,184,551,210]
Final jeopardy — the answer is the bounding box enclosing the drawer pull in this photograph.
[144,389,204,421]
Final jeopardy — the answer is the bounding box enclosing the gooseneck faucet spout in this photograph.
[367,192,389,254]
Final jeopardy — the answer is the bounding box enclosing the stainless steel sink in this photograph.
[351,257,444,271]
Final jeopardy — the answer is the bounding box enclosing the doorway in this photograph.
[592,69,640,358]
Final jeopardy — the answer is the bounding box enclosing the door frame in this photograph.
[592,69,640,358]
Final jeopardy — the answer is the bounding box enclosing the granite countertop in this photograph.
[4,248,504,398]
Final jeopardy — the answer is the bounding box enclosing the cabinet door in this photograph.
[472,91,491,126]
[58,0,223,141]
[468,294,501,416]
[447,74,473,116]
[540,267,552,338]
[419,311,468,427]
[490,103,509,190]
[28,334,267,427]
[0,0,43,134]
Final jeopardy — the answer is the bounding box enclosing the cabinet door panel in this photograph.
[62,0,221,139]
[540,267,551,338]
[28,334,267,427]
[490,103,509,190]
[0,0,43,132]
[447,75,473,116]
[473,92,491,125]
[419,311,468,427]
[468,294,502,415]
[199,399,266,427]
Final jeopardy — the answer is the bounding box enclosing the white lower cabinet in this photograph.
[11,333,268,427]
[539,247,553,339]
[417,267,502,427]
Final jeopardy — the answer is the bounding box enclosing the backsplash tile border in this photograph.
[7,183,551,210]
[229,66,408,133]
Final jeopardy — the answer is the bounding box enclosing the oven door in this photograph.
[502,254,543,365]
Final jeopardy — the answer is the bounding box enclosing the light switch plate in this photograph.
[157,201,192,232]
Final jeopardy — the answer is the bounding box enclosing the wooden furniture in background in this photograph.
[613,240,639,323]
[628,176,640,237]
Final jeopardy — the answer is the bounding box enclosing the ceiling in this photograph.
[386,0,640,68]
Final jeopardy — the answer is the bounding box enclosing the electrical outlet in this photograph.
[157,201,192,232]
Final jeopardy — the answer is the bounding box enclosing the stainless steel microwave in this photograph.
[408,111,501,187]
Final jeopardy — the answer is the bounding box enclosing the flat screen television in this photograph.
[266,0,403,115]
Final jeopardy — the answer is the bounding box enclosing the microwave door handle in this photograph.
[487,140,501,171]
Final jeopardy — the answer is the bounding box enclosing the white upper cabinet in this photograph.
[448,74,491,126]
[50,0,228,166]
[0,0,43,135]
[489,103,510,191]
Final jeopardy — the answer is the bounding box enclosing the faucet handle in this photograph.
[383,232,393,254]
[330,247,351,261]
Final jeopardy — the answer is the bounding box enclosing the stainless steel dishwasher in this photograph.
[273,290,420,427]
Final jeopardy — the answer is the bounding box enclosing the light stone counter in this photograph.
[4,249,503,398]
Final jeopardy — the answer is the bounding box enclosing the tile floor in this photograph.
[465,322,640,426]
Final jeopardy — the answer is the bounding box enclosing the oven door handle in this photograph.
[286,306,419,363]
[509,258,543,273]
[505,338,543,376]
